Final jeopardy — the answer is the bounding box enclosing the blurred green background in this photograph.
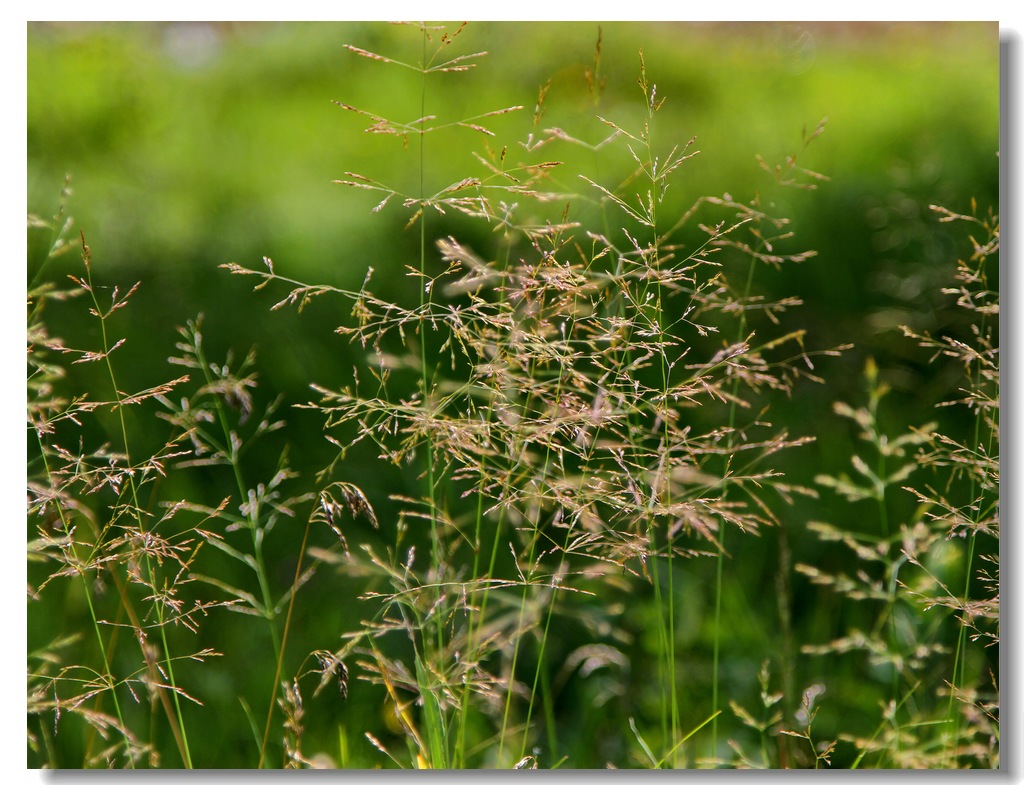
[27,21,998,768]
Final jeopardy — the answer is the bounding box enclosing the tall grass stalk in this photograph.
[80,238,194,768]
[803,200,998,768]
[910,202,998,766]
[28,219,202,766]
[225,23,836,769]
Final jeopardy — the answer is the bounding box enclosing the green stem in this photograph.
[186,333,282,768]
[711,252,758,761]
[414,27,447,766]
[82,252,192,768]
[944,291,994,762]
[36,440,135,767]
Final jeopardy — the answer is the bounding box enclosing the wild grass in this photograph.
[798,202,998,768]
[27,22,998,769]
[222,23,840,768]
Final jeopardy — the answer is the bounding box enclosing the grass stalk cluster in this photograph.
[27,23,998,769]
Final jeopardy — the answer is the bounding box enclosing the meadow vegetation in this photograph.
[27,21,998,768]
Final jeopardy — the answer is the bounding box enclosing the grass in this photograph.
[26,22,998,769]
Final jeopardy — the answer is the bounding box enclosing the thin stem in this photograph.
[259,514,315,768]
[415,26,447,767]
[81,249,193,768]
[186,334,281,768]
[711,251,758,760]
[943,262,995,763]
[35,441,135,767]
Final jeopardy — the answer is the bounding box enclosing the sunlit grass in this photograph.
[27,21,997,769]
